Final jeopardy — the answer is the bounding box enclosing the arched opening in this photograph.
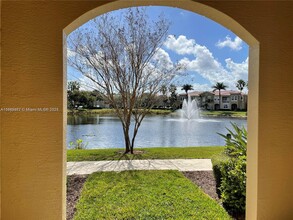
[214,104,220,111]
[231,104,238,111]
[63,0,259,218]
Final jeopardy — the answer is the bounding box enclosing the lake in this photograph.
[67,114,247,149]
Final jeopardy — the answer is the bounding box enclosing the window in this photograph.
[231,96,238,101]
[222,97,229,103]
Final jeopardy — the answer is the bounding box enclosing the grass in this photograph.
[201,110,247,118]
[68,108,172,115]
[68,108,247,118]
[73,170,231,220]
[67,146,225,162]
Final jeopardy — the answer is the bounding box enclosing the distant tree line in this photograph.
[68,79,248,110]
[156,83,180,110]
[67,81,103,109]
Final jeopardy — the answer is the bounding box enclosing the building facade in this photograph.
[179,90,248,111]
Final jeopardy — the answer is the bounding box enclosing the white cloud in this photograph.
[165,35,222,73]
[190,83,211,92]
[216,36,243,51]
[225,57,248,81]
[78,76,99,91]
[164,35,248,91]
[164,35,197,55]
[153,48,174,70]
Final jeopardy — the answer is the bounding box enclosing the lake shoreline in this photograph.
[67,108,247,118]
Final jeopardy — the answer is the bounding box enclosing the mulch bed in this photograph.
[67,174,88,220]
[66,171,220,219]
[182,171,220,202]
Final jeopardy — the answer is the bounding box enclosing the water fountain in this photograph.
[180,95,200,120]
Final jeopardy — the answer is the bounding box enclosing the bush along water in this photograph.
[69,139,88,150]
[217,123,247,217]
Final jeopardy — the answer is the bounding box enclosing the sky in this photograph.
[67,6,249,93]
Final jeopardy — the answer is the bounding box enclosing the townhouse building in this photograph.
[179,90,248,111]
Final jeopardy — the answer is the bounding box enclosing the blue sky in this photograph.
[67,6,248,92]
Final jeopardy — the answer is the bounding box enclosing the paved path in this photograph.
[67,159,213,175]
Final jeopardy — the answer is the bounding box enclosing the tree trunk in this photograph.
[130,117,144,155]
[219,89,221,110]
[124,136,130,154]
[123,125,131,154]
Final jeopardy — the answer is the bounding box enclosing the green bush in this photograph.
[211,153,229,196]
[218,123,247,158]
[218,123,247,215]
[219,156,246,214]
[69,139,88,150]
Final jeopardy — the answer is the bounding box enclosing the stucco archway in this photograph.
[3,1,293,220]
[63,1,259,219]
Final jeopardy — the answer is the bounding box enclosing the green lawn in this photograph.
[67,146,225,162]
[68,108,172,115]
[73,170,231,220]
[68,109,247,118]
[201,110,247,117]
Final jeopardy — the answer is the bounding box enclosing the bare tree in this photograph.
[68,8,183,154]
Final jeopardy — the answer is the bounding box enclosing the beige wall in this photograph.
[1,0,292,219]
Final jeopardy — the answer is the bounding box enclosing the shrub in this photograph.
[69,139,88,150]
[219,156,246,214]
[217,123,247,215]
[211,153,229,196]
[218,123,247,158]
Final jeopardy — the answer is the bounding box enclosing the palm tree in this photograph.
[236,79,247,110]
[236,79,246,92]
[212,82,228,110]
[181,84,193,98]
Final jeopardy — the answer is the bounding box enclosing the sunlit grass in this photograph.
[67,108,172,115]
[201,111,247,117]
[67,146,225,162]
[73,170,231,220]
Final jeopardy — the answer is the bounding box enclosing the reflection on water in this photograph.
[67,115,99,125]
[67,114,247,149]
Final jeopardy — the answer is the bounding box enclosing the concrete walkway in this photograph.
[67,159,213,175]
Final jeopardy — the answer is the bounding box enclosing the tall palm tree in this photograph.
[212,82,228,110]
[236,79,247,110]
[236,79,246,92]
[181,84,193,98]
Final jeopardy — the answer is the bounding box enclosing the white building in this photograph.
[179,90,248,110]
